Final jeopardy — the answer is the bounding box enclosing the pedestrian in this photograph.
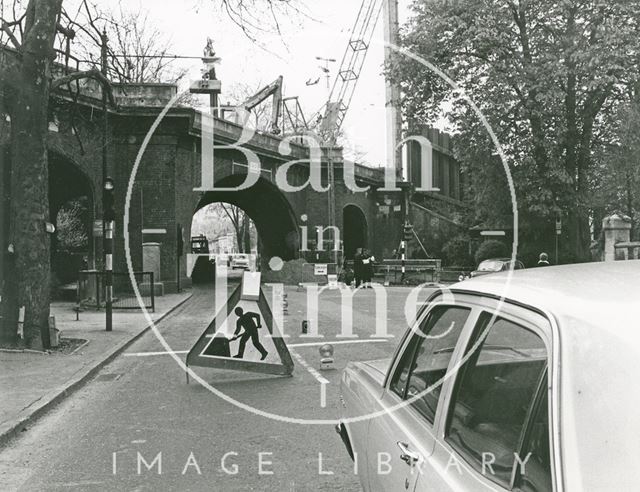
[232,307,268,360]
[353,247,364,287]
[362,249,374,288]
[537,252,550,267]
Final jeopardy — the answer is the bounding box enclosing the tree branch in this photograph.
[50,68,116,107]
[1,19,22,49]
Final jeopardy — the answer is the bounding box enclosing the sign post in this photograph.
[104,177,115,332]
[555,217,562,265]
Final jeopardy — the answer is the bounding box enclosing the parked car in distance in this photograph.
[229,253,250,270]
[470,257,525,278]
[337,260,640,492]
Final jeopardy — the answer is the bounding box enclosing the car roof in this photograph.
[453,260,640,328]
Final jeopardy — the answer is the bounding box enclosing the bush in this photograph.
[474,240,508,265]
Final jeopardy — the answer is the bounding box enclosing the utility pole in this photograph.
[327,152,336,264]
[104,178,115,331]
[382,0,403,177]
[100,29,109,268]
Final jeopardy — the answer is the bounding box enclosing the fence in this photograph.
[344,259,443,285]
[77,270,155,312]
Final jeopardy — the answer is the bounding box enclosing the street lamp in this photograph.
[104,177,115,331]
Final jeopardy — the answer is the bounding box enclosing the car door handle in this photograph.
[397,441,421,466]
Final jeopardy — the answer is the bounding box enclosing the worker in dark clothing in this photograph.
[353,247,364,288]
[232,307,268,360]
[362,249,375,288]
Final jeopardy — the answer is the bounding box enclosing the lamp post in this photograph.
[104,177,115,331]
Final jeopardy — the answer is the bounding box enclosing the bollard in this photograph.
[319,343,334,370]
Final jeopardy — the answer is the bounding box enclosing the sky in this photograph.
[85,0,412,166]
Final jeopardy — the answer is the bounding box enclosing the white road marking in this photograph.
[288,338,390,348]
[124,338,389,357]
[289,350,329,385]
[320,380,328,408]
[124,350,188,357]
[289,349,330,408]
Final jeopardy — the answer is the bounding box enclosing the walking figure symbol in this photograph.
[231,307,268,360]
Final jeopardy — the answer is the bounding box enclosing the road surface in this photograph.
[0,283,435,491]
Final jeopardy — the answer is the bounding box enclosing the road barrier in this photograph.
[344,258,442,285]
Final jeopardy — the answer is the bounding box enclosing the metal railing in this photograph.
[344,258,443,285]
[77,270,155,312]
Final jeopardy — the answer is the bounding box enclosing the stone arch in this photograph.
[194,175,299,261]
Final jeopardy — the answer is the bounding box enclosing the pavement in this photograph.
[0,290,192,448]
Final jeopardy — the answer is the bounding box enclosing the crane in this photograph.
[317,0,384,144]
[234,76,284,135]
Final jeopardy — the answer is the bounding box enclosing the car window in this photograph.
[445,314,548,488]
[389,306,471,424]
[478,260,503,271]
[516,373,552,492]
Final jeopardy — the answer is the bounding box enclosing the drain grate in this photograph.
[95,373,123,382]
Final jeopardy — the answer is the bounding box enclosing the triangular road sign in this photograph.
[187,272,294,377]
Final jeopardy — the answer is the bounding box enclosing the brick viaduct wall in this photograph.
[2,96,404,294]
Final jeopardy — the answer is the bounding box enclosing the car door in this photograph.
[417,303,554,492]
[366,305,473,492]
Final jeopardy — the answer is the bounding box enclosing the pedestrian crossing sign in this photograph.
[186,272,294,377]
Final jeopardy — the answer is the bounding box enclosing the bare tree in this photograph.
[219,204,253,254]
[67,1,187,84]
[213,0,305,43]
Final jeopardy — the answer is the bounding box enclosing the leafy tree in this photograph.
[591,100,640,239]
[441,234,473,266]
[393,0,640,262]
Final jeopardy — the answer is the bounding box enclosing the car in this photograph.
[229,253,250,270]
[337,260,640,492]
[470,257,525,278]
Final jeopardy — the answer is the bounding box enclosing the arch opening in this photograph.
[48,153,94,294]
[342,204,368,260]
[192,175,299,270]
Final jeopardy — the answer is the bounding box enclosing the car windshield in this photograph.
[477,260,505,271]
